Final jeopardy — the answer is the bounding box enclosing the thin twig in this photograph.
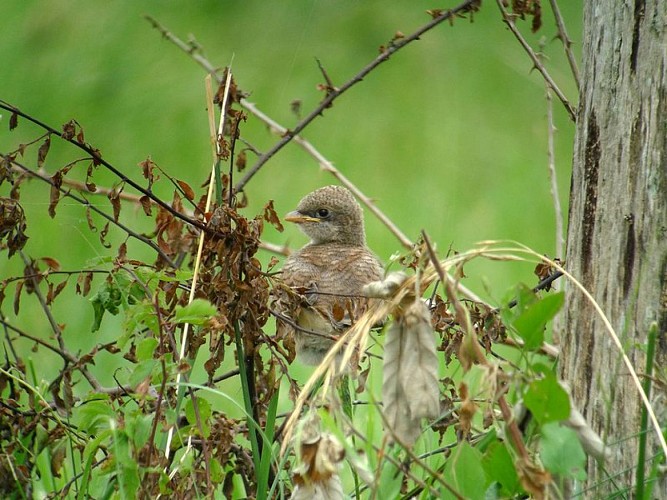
[495,0,576,121]
[19,252,65,353]
[548,0,580,90]
[9,165,144,203]
[144,6,480,251]
[545,88,564,261]
[315,57,337,96]
[259,241,291,256]
[234,1,481,191]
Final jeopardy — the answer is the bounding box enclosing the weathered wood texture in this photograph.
[560,0,667,495]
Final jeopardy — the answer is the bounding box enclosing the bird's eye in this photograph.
[316,208,330,218]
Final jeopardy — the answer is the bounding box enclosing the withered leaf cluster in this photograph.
[291,414,345,500]
[0,197,28,257]
[511,0,542,32]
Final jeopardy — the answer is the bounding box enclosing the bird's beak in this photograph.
[284,211,319,223]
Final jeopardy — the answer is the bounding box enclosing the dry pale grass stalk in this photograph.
[163,70,234,459]
[545,88,565,262]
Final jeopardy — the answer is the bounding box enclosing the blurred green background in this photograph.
[1,1,580,396]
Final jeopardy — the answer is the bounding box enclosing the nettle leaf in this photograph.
[174,298,217,325]
[120,302,159,349]
[523,373,570,424]
[513,292,564,349]
[482,441,521,496]
[540,422,587,481]
[443,442,489,499]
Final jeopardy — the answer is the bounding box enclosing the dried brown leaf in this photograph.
[517,457,551,499]
[99,222,111,248]
[177,179,195,201]
[117,242,127,262]
[9,112,18,130]
[138,157,156,187]
[235,149,247,171]
[263,200,284,232]
[85,206,96,232]
[13,280,23,315]
[76,271,94,296]
[61,120,76,140]
[139,195,152,216]
[41,257,60,271]
[46,279,68,305]
[457,382,477,438]
[108,186,122,222]
[85,163,97,192]
[37,136,51,169]
[50,440,67,477]
[355,366,371,394]
[48,171,62,218]
[90,147,102,166]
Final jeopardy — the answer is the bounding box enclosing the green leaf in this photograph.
[128,359,157,388]
[78,429,113,500]
[89,281,122,332]
[482,441,521,496]
[110,422,140,499]
[523,374,570,424]
[174,298,217,325]
[513,292,564,350]
[443,442,489,499]
[377,456,403,499]
[184,397,212,438]
[120,301,159,349]
[126,413,154,449]
[136,337,158,361]
[77,400,117,433]
[209,457,224,483]
[540,422,587,480]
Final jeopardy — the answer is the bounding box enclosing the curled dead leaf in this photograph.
[292,414,345,500]
[382,299,440,447]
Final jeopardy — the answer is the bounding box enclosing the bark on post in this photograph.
[560,0,667,495]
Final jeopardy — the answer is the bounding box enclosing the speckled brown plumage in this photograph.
[277,185,383,365]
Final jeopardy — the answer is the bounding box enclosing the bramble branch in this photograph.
[5,155,177,267]
[0,100,205,232]
[495,0,576,121]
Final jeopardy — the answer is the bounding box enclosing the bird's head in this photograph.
[285,185,366,246]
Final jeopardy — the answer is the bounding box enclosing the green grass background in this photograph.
[1,0,580,419]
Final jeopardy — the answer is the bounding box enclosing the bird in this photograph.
[277,185,384,366]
